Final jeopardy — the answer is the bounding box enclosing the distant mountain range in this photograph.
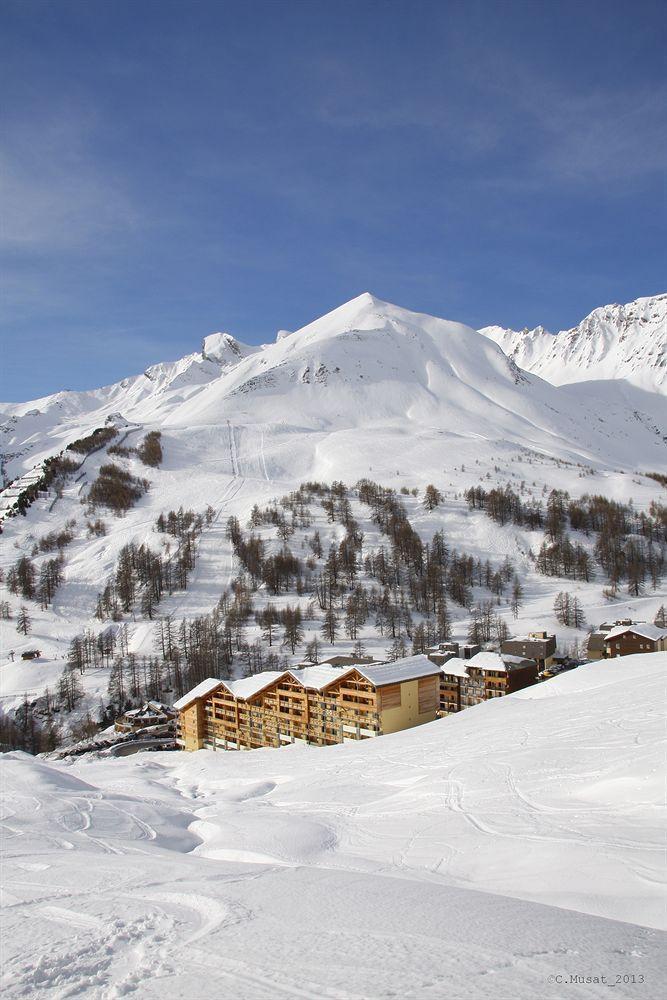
[1,292,665,487]
[479,293,666,391]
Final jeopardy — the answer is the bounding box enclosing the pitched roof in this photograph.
[174,654,442,710]
[226,671,287,700]
[287,665,345,690]
[604,623,667,642]
[439,656,469,678]
[467,651,508,672]
[355,654,440,687]
[173,678,224,710]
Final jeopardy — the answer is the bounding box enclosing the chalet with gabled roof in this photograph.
[603,623,667,658]
[175,655,441,752]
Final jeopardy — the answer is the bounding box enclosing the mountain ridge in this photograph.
[0,292,665,488]
[479,292,666,390]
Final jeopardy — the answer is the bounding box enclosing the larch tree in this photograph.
[16,606,32,635]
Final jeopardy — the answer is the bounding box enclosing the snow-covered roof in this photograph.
[173,678,224,710]
[227,671,287,700]
[604,623,667,642]
[467,651,508,672]
[440,656,469,678]
[287,665,345,690]
[354,654,440,687]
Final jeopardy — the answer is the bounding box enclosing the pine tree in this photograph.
[553,591,569,626]
[571,597,586,629]
[304,637,321,664]
[58,663,84,712]
[493,616,510,643]
[16,606,31,635]
[411,622,427,654]
[321,606,339,644]
[510,577,524,619]
[436,599,452,641]
[67,635,85,673]
[387,636,407,661]
[108,658,127,711]
[423,484,442,511]
[281,605,303,654]
[655,605,667,628]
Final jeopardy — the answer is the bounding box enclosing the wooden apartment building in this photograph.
[586,621,667,660]
[603,623,667,658]
[175,655,442,752]
[437,651,538,714]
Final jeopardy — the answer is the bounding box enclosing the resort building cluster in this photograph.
[175,622,665,753]
[175,638,546,752]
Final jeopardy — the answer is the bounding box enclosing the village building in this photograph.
[425,648,456,667]
[585,620,667,660]
[438,656,469,714]
[458,651,538,709]
[586,630,608,660]
[501,631,556,671]
[320,654,376,667]
[114,701,177,734]
[175,655,442,752]
[603,623,667,658]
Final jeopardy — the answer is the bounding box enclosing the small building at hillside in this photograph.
[585,621,667,660]
[115,701,177,733]
[501,631,556,671]
[603,624,667,658]
[426,650,456,667]
[20,649,41,660]
[320,654,376,667]
[175,655,441,753]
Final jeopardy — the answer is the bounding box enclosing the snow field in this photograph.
[1,653,665,998]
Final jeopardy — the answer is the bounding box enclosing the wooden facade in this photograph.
[441,656,537,713]
[604,627,667,658]
[177,662,440,753]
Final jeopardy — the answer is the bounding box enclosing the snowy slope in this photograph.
[480,293,667,391]
[1,292,666,486]
[1,291,665,715]
[1,653,665,998]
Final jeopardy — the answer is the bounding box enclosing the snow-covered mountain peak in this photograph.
[480,293,666,390]
[201,331,258,365]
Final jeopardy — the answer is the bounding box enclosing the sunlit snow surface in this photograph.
[2,654,665,999]
[1,293,665,712]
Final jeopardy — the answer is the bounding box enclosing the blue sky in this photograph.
[1,0,666,401]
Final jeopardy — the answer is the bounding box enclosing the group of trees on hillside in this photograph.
[95,507,208,620]
[465,485,665,594]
